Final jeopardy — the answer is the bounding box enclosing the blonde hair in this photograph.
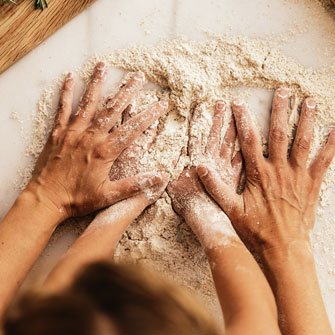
[4,261,220,335]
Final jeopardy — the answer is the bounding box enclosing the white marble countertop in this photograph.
[0,0,335,329]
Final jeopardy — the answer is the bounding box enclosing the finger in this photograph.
[189,103,205,162]
[71,62,107,129]
[268,88,289,164]
[108,100,168,158]
[231,98,264,174]
[206,101,226,156]
[309,130,335,183]
[100,174,169,223]
[290,98,316,168]
[102,172,169,207]
[144,121,159,152]
[144,174,170,204]
[231,151,243,187]
[92,71,145,132]
[220,117,237,161]
[55,72,74,128]
[110,104,132,132]
[196,165,242,218]
[122,104,132,124]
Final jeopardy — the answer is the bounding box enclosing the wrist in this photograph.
[260,239,314,274]
[19,183,68,227]
[183,205,239,250]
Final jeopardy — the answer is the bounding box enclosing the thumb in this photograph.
[103,172,168,207]
[196,165,242,219]
[142,173,170,205]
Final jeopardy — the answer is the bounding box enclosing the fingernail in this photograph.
[197,166,208,177]
[216,100,226,111]
[276,88,288,99]
[306,97,316,109]
[159,100,169,109]
[140,173,161,188]
[152,175,162,184]
[134,71,146,81]
[232,98,245,107]
[66,72,74,80]
[96,62,106,70]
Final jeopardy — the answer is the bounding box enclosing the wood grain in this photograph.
[0,0,97,74]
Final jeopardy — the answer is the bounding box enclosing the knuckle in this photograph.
[93,143,109,159]
[320,155,332,168]
[302,107,315,120]
[58,102,66,112]
[290,156,304,169]
[272,99,287,113]
[244,133,256,146]
[49,127,61,144]
[248,160,265,182]
[270,128,286,143]
[129,183,141,193]
[295,136,310,151]
[80,96,95,109]
[63,131,75,145]
[78,137,89,149]
[106,97,118,111]
[259,171,271,190]
[248,161,271,190]
[78,133,95,149]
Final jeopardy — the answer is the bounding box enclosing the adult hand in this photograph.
[29,63,168,220]
[197,88,335,253]
[195,90,335,334]
[43,110,169,293]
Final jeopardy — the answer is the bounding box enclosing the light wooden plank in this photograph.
[0,0,97,74]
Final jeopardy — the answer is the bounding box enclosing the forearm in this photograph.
[183,207,280,335]
[43,194,149,293]
[0,186,62,318]
[206,245,280,335]
[261,240,332,335]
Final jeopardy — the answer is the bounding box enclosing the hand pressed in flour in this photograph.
[168,101,281,335]
[29,62,168,220]
[168,101,242,248]
[197,89,335,253]
[197,88,334,335]
[109,103,169,204]
[43,110,170,292]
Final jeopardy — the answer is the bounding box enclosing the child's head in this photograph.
[4,262,219,335]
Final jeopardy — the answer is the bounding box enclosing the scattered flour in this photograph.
[19,34,335,321]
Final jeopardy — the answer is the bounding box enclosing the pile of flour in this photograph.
[22,35,335,320]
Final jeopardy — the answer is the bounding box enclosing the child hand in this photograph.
[109,102,168,203]
[168,101,241,249]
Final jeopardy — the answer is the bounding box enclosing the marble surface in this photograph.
[0,0,335,328]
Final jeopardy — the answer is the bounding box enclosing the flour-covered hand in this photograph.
[197,88,335,254]
[28,63,168,221]
[168,101,240,248]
